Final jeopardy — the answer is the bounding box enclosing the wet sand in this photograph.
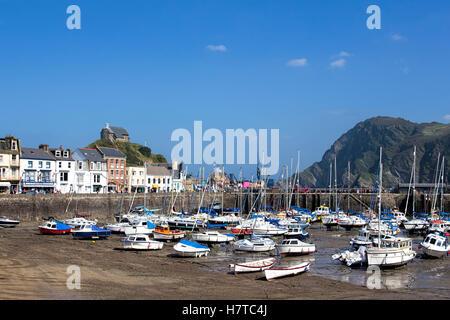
[0,222,448,300]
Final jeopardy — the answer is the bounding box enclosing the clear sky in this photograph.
[1,0,449,179]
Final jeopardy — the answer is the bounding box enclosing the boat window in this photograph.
[137,237,146,241]
[425,237,430,243]
[430,238,436,245]
[436,241,442,247]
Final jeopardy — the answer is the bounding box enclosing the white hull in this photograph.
[252,228,287,236]
[366,248,416,267]
[191,232,234,243]
[173,241,210,257]
[123,240,164,250]
[277,243,316,256]
[264,262,310,281]
[124,226,154,236]
[229,257,277,274]
[422,246,448,258]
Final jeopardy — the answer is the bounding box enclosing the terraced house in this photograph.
[95,145,127,192]
[0,136,21,194]
[72,148,108,193]
[20,144,56,193]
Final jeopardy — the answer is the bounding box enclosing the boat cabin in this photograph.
[380,237,412,249]
[281,239,300,245]
[126,235,151,242]
[423,234,447,248]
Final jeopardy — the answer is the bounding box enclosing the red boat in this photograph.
[231,226,253,234]
[39,221,72,235]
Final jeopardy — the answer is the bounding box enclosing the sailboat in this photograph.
[365,147,416,268]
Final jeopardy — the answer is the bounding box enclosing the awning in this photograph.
[0,182,11,187]
[152,184,159,188]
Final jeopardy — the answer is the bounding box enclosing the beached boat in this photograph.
[71,224,111,239]
[190,231,234,243]
[64,217,97,229]
[427,221,447,234]
[228,257,277,274]
[332,246,367,267]
[264,261,310,281]
[121,234,164,250]
[284,225,308,238]
[124,220,156,236]
[312,206,330,217]
[153,225,186,241]
[173,239,210,257]
[349,228,373,248]
[337,215,368,230]
[321,214,339,227]
[39,220,72,235]
[276,238,315,256]
[208,214,241,227]
[105,221,130,234]
[252,220,287,236]
[0,216,20,228]
[233,237,276,252]
[231,222,253,235]
[366,237,416,267]
[403,217,429,232]
[419,232,449,258]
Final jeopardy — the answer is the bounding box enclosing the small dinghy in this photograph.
[121,234,164,250]
[0,216,20,228]
[153,225,186,241]
[233,237,276,252]
[276,238,316,256]
[191,231,234,243]
[71,224,111,239]
[39,220,72,235]
[173,239,210,257]
[228,257,277,274]
[264,261,310,281]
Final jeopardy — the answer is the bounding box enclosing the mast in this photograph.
[328,162,332,207]
[347,160,350,213]
[378,147,382,248]
[412,146,416,215]
[334,157,337,211]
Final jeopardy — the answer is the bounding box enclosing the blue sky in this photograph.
[1,0,449,179]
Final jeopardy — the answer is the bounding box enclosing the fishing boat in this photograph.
[71,224,111,239]
[173,239,210,257]
[419,232,449,258]
[39,220,72,235]
[264,261,310,281]
[124,220,156,236]
[190,231,234,243]
[233,237,276,252]
[121,234,164,250]
[0,216,20,228]
[276,238,315,256]
[153,225,186,241]
[64,217,97,229]
[390,209,408,224]
[228,257,277,274]
[366,237,416,267]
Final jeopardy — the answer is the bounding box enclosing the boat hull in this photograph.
[0,221,20,228]
[264,262,310,281]
[72,231,111,239]
[153,232,185,241]
[277,244,316,256]
[122,241,164,250]
[366,248,416,267]
[39,227,71,235]
[229,258,277,274]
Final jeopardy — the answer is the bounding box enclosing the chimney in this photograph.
[39,144,49,152]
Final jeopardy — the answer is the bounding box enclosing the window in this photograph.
[46,162,50,169]
[94,174,100,183]
[163,178,165,184]
[120,160,124,169]
[60,172,68,182]
[28,161,33,169]
[110,170,114,177]
[64,151,69,158]
[58,162,62,168]
[39,161,43,168]
[55,150,61,157]
[68,162,71,169]
[78,162,83,170]
[153,178,156,183]
[41,171,50,182]
[12,155,16,161]
[0,155,3,162]
[148,178,151,184]
[132,171,136,176]
[158,178,161,184]
[11,141,17,150]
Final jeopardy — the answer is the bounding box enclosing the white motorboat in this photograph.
[332,246,367,267]
[427,221,447,234]
[419,232,449,258]
[321,214,339,227]
[337,215,368,230]
[173,239,210,257]
[208,214,241,226]
[403,218,429,232]
[349,228,373,248]
[0,216,20,228]
[276,238,315,256]
[264,261,310,281]
[390,209,408,224]
[190,231,234,243]
[124,220,156,236]
[366,237,416,267]
[284,225,308,237]
[366,219,399,236]
[233,237,276,252]
[121,234,164,250]
[228,257,277,274]
[63,217,97,229]
[105,222,130,233]
[312,206,330,217]
[251,218,287,236]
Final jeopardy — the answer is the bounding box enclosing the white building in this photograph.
[72,148,108,193]
[20,145,56,193]
[50,147,76,194]
[126,166,146,193]
[146,165,172,192]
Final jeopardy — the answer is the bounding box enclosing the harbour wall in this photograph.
[0,192,448,222]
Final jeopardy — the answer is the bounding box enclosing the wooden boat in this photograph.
[419,232,449,258]
[228,257,277,274]
[71,224,111,239]
[264,261,310,281]
[191,231,234,243]
[153,225,185,241]
[173,239,210,257]
[276,238,316,256]
[121,234,164,250]
[0,216,20,228]
[39,220,72,235]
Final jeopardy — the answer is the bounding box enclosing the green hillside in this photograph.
[87,139,167,167]
[298,117,450,188]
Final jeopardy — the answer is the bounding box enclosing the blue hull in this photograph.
[72,230,111,239]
